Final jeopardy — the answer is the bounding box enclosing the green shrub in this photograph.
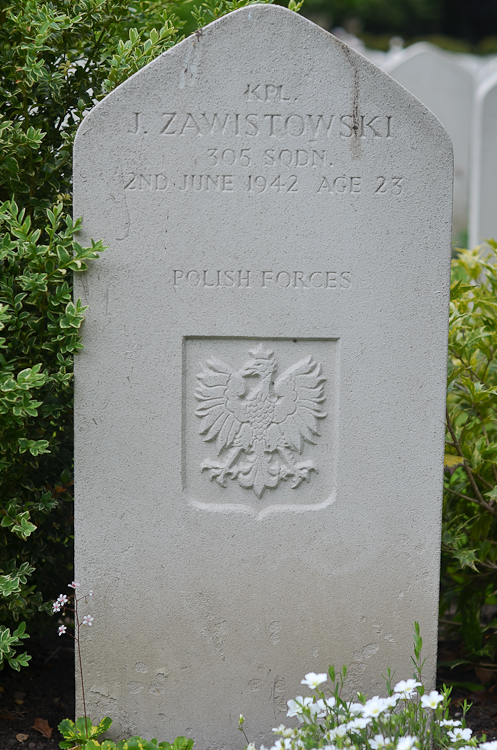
[0,0,280,670]
[58,714,194,750]
[0,199,103,670]
[442,243,497,663]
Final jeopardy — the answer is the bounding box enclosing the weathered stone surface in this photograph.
[73,7,452,747]
[469,69,497,249]
[384,42,472,237]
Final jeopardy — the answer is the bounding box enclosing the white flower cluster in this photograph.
[248,673,487,750]
[52,582,94,637]
[52,593,68,613]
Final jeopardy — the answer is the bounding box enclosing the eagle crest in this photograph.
[195,345,327,498]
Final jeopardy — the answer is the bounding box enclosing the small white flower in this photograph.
[246,744,256,750]
[286,700,301,718]
[448,728,472,743]
[437,720,462,727]
[58,625,66,636]
[383,695,398,709]
[301,672,328,689]
[394,680,421,698]
[53,594,68,612]
[420,690,444,709]
[346,717,371,731]
[303,701,325,723]
[479,743,497,750]
[68,581,80,589]
[348,702,365,715]
[287,696,313,718]
[362,696,390,718]
[272,727,294,738]
[396,737,417,750]
[328,725,349,740]
[370,735,392,750]
[314,698,332,717]
[89,589,93,596]
[82,614,94,626]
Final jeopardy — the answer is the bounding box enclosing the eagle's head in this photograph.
[240,345,276,377]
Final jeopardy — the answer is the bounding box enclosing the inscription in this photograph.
[173,270,352,289]
[317,176,361,194]
[179,174,234,192]
[248,678,262,691]
[248,174,298,193]
[195,345,327,498]
[174,270,252,288]
[273,677,287,714]
[244,84,291,101]
[374,176,404,195]
[130,111,394,139]
[263,148,331,168]
[123,172,405,197]
[124,173,168,191]
[208,148,251,167]
[128,112,146,134]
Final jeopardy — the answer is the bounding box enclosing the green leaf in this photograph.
[444,453,464,469]
[453,548,479,571]
[58,718,78,739]
[441,680,485,692]
[450,279,474,301]
[96,717,113,736]
[75,716,93,736]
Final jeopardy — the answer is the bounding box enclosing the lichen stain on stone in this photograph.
[179,36,203,90]
[341,44,362,161]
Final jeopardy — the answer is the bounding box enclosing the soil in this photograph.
[0,635,74,750]
[1,636,497,749]
[438,639,497,743]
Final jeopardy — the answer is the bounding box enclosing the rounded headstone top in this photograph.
[76,3,452,150]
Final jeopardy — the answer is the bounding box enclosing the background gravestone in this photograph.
[469,69,497,250]
[73,7,452,747]
[383,43,472,239]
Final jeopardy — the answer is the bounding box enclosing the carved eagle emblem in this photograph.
[195,345,327,498]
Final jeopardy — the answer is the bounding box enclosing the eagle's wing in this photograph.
[271,356,326,453]
[195,358,249,454]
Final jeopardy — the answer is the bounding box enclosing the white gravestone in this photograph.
[469,69,497,249]
[383,43,473,238]
[74,7,452,747]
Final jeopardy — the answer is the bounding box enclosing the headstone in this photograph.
[73,7,452,748]
[383,43,473,238]
[477,55,497,83]
[469,69,497,248]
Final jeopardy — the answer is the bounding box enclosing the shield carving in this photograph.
[184,337,338,519]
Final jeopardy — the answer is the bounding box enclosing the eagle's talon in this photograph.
[201,460,241,487]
